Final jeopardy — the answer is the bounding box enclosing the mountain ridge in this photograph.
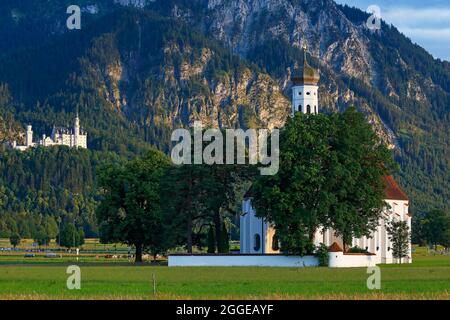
[0,0,447,217]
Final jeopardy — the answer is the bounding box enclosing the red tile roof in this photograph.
[383,176,409,201]
[328,242,343,252]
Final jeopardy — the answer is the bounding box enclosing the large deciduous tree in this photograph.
[59,223,83,249]
[325,107,394,250]
[96,149,170,262]
[421,209,450,250]
[9,233,20,248]
[163,129,254,254]
[252,112,336,255]
[252,107,394,254]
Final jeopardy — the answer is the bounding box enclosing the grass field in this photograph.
[0,248,448,300]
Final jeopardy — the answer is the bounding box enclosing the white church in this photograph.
[170,47,412,268]
[10,114,87,151]
[239,48,411,267]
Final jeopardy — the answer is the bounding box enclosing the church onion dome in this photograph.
[291,46,320,86]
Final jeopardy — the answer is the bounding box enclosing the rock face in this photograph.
[203,0,375,81]
[147,0,446,148]
[145,0,392,144]
[0,116,22,144]
[0,85,22,144]
[93,0,394,144]
[59,11,290,152]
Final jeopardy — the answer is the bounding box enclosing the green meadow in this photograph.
[0,249,448,300]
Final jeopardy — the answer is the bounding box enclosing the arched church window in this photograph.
[254,234,261,252]
[314,106,317,113]
[307,105,311,114]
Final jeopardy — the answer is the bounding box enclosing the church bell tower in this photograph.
[291,44,320,116]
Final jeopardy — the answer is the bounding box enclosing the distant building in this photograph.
[10,114,87,151]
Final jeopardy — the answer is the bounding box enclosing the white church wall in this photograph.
[240,199,270,254]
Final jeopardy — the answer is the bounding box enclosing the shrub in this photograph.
[347,246,369,254]
[315,243,329,266]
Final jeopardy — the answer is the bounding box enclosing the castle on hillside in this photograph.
[10,114,87,151]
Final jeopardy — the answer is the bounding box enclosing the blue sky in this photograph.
[335,0,450,61]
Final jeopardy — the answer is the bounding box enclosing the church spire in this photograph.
[291,44,320,115]
[291,44,320,86]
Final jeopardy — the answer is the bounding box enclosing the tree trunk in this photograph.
[186,216,193,254]
[135,243,143,263]
[214,212,221,253]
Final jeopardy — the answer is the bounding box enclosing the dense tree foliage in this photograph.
[9,233,20,248]
[414,210,450,250]
[96,149,171,262]
[59,223,85,249]
[162,129,254,253]
[0,147,125,239]
[252,108,394,254]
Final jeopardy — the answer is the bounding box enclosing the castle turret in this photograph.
[74,113,80,147]
[291,44,320,116]
[26,125,33,147]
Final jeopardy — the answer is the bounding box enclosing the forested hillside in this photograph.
[0,147,124,238]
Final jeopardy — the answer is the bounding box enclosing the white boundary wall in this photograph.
[328,252,379,268]
[169,253,384,268]
[169,255,319,267]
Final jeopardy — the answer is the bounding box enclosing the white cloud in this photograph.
[383,7,450,28]
[400,27,450,40]
[336,1,450,60]
[381,6,450,60]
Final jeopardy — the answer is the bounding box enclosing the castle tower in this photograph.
[291,44,320,116]
[26,125,33,147]
[74,112,80,148]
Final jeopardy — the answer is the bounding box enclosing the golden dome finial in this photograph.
[291,42,320,86]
